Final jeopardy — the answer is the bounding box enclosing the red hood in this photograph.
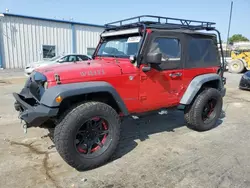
[35,59,122,82]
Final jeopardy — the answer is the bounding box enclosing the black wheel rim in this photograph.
[74,117,111,157]
[202,98,217,124]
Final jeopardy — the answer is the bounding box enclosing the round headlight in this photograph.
[44,81,48,89]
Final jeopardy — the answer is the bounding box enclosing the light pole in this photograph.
[226,1,233,52]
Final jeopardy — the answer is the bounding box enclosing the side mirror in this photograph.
[58,59,64,63]
[146,53,162,64]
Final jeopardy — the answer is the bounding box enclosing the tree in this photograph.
[229,34,249,44]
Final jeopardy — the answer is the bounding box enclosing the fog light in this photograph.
[55,96,62,103]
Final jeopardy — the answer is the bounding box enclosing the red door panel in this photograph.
[139,65,184,112]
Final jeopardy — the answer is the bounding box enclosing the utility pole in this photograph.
[226,1,233,53]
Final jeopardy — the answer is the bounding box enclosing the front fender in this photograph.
[180,73,225,105]
[40,81,129,115]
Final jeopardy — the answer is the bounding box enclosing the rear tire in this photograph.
[228,59,245,74]
[184,88,223,131]
[54,101,121,171]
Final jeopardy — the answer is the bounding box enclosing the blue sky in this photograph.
[1,0,250,41]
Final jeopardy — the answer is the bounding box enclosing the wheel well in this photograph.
[201,80,220,90]
[194,79,221,101]
[182,79,221,110]
[57,92,121,118]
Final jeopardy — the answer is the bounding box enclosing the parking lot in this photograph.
[0,71,250,188]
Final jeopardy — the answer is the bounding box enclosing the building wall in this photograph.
[75,24,102,55]
[0,15,104,69]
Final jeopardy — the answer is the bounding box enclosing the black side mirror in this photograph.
[146,53,162,64]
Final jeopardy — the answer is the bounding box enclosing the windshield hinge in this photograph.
[54,74,61,84]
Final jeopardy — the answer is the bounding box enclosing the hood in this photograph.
[36,60,122,82]
[27,60,54,68]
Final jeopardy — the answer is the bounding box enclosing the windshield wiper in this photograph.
[96,54,122,58]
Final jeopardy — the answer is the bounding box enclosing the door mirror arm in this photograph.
[142,65,151,72]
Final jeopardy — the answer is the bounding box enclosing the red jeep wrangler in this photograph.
[13,15,226,171]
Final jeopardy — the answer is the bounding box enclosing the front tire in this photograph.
[184,88,223,131]
[54,101,121,171]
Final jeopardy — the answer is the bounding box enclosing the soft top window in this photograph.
[149,37,181,61]
[188,38,218,63]
[187,36,219,68]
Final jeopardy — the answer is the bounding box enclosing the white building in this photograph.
[0,13,104,69]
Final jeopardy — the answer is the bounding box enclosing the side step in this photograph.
[131,109,170,120]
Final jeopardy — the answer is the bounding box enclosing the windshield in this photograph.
[49,55,62,61]
[96,35,142,58]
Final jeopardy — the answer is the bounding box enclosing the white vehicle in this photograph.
[24,53,92,76]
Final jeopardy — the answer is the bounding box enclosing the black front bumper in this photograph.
[13,92,58,128]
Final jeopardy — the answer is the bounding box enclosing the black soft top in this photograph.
[101,15,225,77]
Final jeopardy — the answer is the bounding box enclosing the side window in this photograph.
[78,55,90,61]
[68,55,77,62]
[147,37,182,70]
[60,56,68,62]
[87,48,96,56]
[187,38,219,68]
[149,38,181,62]
[43,45,56,59]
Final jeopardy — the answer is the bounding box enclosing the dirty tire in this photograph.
[228,59,245,74]
[184,88,223,131]
[54,101,121,171]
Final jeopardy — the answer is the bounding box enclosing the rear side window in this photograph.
[187,38,219,68]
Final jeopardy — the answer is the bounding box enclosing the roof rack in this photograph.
[104,15,216,31]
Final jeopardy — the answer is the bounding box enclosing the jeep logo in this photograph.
[80,70,105,76]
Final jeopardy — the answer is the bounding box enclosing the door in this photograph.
[139,34,184,111]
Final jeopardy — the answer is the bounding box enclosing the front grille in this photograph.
[24,71,47,101]
[29,81,41,100]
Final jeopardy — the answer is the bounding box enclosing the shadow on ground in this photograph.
[46,109,226,172]
[111,109,226,162]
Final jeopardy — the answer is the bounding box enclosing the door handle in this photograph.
[169,72,182,78]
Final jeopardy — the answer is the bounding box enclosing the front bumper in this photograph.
[13,92,58,128]
[220,87,226,97]
[239,76,250,90]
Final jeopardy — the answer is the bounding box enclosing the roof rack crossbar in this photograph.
[104,15,215,30]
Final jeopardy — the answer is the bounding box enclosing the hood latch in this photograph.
[54,74,61,84]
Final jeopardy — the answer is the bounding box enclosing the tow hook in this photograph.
[23,124,27,134]
[222,77,226,85]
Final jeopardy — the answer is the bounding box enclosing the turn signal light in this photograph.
[55,96,62,103]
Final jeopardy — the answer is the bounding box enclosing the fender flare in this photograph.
[179,73,223,105]
[40,81,129,115]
